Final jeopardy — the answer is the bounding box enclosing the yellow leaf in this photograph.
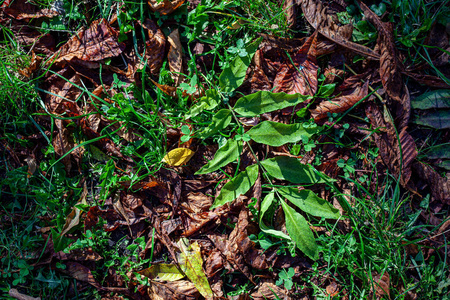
[162,148,195,166]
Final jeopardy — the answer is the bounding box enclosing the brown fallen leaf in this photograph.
[310,81,369,121]
[53,119,74,172]
[283,0,296,28]
[8,288,41,300]
[8,22,55,55]
[365,103,417,186]
[372,272,391,300]
[250,282,292,300]
[148,280,199,300]
[3,0,58,20]
[403,72,450,89]
[168,29,184,86]
[62,262,103,290]
[299,0,380,60]
[48,19,125,66]
[140,19,166,76]
[273,32,319,96]
[412,162,450,204]
[148,0,185,15]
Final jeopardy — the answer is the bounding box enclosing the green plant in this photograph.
[276,267,295,290]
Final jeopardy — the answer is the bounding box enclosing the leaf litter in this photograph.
[1,0,450,299]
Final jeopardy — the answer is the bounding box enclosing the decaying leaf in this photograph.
[3,0,59,20]
[413,162,450,204]
[140,19,166,75]
[310,81,369,120]
[168,29,184,86]
[273,32,318,96]
[60,183,88,237]
[299,0,380,60]
[176,238,214,299]
[371,272,391,300]
[250,282,292,300]
[148,0,185,15]
[365,103,417,186]
[162,148,195,166]
[48,19,125,66]
[148,280,199,300]
[62,262,102,289]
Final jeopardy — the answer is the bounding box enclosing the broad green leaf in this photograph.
[212,164,259,209]
[259,192,291,240]
[436,160,450,171]
[412,89,450,110]
[198,109,232,138]
[186,89,220,119]
[424,143,450,159]
[278,187,340,219]
[260,156,330,184]
[176,238,214,299]
[233,91,310,117]
[219,38,262,93]
[412,111,450,129]
[162,148,195,166]
[247,121,321,147]
[280,199,318,260]
[89,145,109,162]
[138,264,185,282]
[195,139,242,175]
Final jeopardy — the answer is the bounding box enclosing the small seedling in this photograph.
[276,267,295,290]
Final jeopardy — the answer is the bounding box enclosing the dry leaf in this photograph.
[413,162,450,204]
[49,19,125,66]
[299,0,380,60]
[148,280,199,300]
[372,272,391,300]
[148,0,185,15]
[273,32,318,96]
[140,19,166,75]
[251,282,292,300]
[311,81,369,120]
[168,29,184,85]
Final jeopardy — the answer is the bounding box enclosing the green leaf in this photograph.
[176,238,214,299]
[259,192,291,240]
[186,89,220,119]
[212,164,259,209]
[424,143,450,160]
[247,121,321,147]
[412,89,450,110]
[280,199,318,260]
[278,187,340,219]
[260,156,330,184]
[219,38,262,93]
[195,139,243,175]
[198,109,232,138]
[412,110,450,129]
[138,264,185,282]
[233,91,310,117]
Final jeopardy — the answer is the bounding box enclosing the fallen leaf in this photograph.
[148,280,199,300]
[310,81,369,120]
[176,238,214,299]
[48,19,125,66]
[140,19,166,76]
[62,262,102,290]
[138,264,185,282]
[403,72,450,89]
[148,0,185,15]
[365,103,417,186]
[162,148,195,166]
[168,29,184,86]
[3,0,58,20]
[60,183,88,237]
[299,0,380,60]
[372,272,390,300]
[250,282,292,300]
[413,162,450,204]
[273,32,318,96]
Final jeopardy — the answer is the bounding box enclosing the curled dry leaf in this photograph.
[273,32,319,96]
[359,1,410,129]
[283,0,296,28]
[148,280,199,300]
[299,0,380,60]
[9,23,55,55]
[3,0,59,20]
[403,72,450,89]
[45,68,82,114]
[168,29,184,86]
[48,19,125,66]
[62,262,102,290]
[310,81,369,121]
[365,103,417,186]
[140,19,166,75]
[148,0,185,15]
[53,119,74,172]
